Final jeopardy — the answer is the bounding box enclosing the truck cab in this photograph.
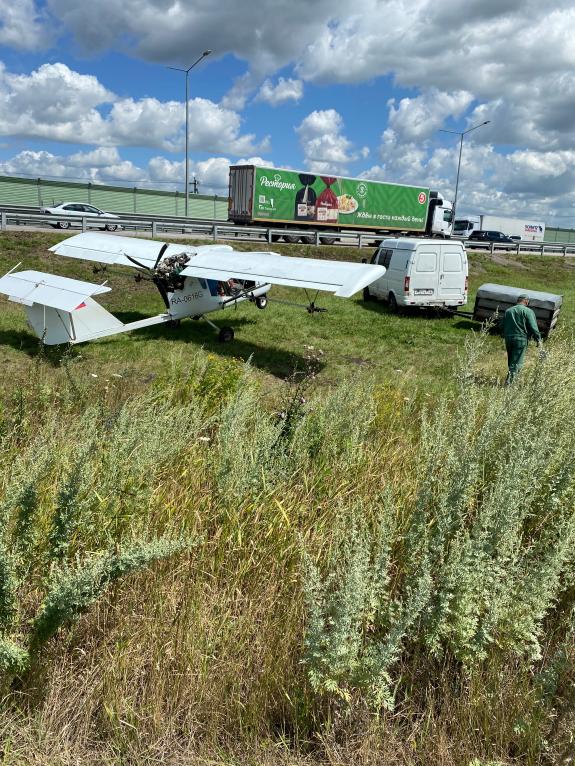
[429,198,453,237]
[453,217,480,238]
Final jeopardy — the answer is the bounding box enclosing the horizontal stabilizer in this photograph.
[0,270,111,312]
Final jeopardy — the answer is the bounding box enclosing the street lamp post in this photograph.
[168,49,211,217]
[439,120,490,228]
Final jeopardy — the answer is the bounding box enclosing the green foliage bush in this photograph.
[302,329,575,714]
[3,337,575,763]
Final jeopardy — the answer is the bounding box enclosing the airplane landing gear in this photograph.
[201,315,235,342]
[218,326,235,343]
[255,295,268,310]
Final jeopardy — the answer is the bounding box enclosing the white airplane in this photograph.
[0,232,385,346]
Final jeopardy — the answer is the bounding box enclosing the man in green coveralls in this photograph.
[503,294,542,383]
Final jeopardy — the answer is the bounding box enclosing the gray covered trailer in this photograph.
[473,283,562,336]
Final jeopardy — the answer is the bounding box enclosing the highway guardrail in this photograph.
[1,209,575,255]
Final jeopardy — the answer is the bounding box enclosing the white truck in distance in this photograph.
[453,215,545,241]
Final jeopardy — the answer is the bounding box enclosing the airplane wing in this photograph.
[181,251,383,297]
[49,232,233,269]
[49,233,384,298]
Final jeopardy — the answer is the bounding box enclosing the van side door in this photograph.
[439,244,466,301]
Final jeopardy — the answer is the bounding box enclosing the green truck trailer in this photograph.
[228,165,453,244]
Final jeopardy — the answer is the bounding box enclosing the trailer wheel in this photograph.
[388,292,399,313]
[363,286,372,302]
[271,234,282,243]
[301,234,315,245]
[320,236,337,245]
[283,234,301,244]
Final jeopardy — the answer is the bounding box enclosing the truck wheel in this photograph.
[363,286,372,302]
[218,326,235,343]
[283,234,301,244]
[271,234,282,243]
[301,235,315,245]
[388,293,398,313]
[320,236,337,245]
[255,295,268,310]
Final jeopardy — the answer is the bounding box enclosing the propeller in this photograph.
[121,242,169,272]
[153,243,169,269]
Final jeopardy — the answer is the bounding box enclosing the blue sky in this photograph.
[0,0,574,224]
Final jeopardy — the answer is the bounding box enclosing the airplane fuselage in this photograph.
[164,276,270,320]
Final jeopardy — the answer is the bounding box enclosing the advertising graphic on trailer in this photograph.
[252,167,430,231]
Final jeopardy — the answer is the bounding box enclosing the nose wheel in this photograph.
[200,315,235,343]
[218,326,235,343]
[255,295,268,310]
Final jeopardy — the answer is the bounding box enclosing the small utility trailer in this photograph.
[471,283,562,336]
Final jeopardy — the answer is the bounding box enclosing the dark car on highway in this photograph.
[468,230,515,243]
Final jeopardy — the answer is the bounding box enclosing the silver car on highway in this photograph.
[41,202,121,230]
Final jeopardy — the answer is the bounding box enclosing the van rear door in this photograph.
[439,244,466,301]
[410,246,440,299]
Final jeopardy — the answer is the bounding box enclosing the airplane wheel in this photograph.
[218,326,234,343]
[363,286,372,301]
[168,318,181,328]
[58,220,71,229]
[255,295,268,310]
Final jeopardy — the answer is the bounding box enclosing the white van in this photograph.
[364,238,468,311]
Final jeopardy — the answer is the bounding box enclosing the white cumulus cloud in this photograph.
[0,0,54,50]
[295,109,359,174]
[256,78,304,106]
[0,62,269,156]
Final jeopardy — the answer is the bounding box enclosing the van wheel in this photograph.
[388,292,398,313]
[363,286,372,302]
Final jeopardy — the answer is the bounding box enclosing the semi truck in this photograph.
[453,214,545,241]
[228,165,453,244]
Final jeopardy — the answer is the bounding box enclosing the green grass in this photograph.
[3,232,575,765]
[1,231,574,393]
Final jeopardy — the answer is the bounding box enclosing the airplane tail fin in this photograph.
[0,269,123,345]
